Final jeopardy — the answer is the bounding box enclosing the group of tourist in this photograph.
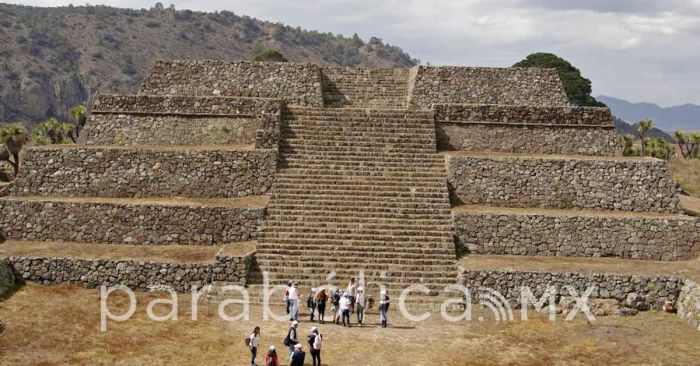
[246,278,392,366]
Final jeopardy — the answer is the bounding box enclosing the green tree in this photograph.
[690,132,700,158]
[674,131,690,158]
[31,118,75,146]
[620,134,638,156]
[513,52,606,107]
[253,49,288,62]
[637,119,653,156]
[69,105,87,141]
[0,123,28,177]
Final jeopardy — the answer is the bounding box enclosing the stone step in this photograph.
[257,261,456,276]
[282,137,434,146]
[269,196,450,205]
[261,222,453,234]
[267,203,451,215]
[280,159,445,169]
[272,181,447,190]
[285,108,430,118]
[274,175,446,184]
[258,232,454,243]
[277,169,446,179]
[255,255,455,268]
[271,191,448,201]
[281,126,436,136]
[0,195,266,245]
[256,241,455,254]
[266,211,450,221]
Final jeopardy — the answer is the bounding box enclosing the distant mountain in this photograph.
[613,117,672,142]
[598,95,700,133]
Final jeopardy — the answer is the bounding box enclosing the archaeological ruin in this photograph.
[0,60,698,329]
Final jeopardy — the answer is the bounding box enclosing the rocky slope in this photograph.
[0,3,418,125]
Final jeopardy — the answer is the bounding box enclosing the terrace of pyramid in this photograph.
[1,60,698,328]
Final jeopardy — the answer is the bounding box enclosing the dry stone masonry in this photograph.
[1,60,698,328]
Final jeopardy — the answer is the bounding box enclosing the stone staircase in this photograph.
[252,106,459,308]
[321,68,410,109]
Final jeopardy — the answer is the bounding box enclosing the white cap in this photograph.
[357,287,364,291]
[292,320,298,326]
[381,290,387,294]
[269,345,276,351]
[311,326,317,332]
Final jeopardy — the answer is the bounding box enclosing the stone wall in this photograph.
[7,252,253,292]
[453,210,700,260]
[460,268,684,311]
[0,199,265,245]
[139,60,324,107]
[434,104,612,126]
[87,94,282,146]
[678,279,700,330]
[448,155,681,212]
[409,67,569,108]
[12,146,277,198]
[437,124,618,156]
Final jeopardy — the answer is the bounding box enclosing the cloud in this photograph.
[7,0,700,105]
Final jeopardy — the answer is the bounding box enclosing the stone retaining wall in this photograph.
[453,210,700,260]
[0,199,265,245]
[678,279,700,330]
[139,60,324,107]
[460,268,683,311]
[7,252,253,292]
[434,104,612,126]
[12,147,277,198]
[448,155,681,212]
[409,67,569,108]
[437,124,618,156]
[93,94,282,116]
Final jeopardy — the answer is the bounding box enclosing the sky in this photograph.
[9,0,700,106]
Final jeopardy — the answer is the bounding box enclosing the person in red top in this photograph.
[263,345,279,366]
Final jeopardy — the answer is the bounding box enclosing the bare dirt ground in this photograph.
[1,284,699,365]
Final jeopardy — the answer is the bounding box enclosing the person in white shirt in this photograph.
[308,326,323,366]
[339,293,351,327]
[355,287,367,325]
[288,282,299,321]
[248,326,260,366]
[346,277,358,312]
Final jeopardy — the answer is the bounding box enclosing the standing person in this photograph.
[379,290,390,328]
[289,344,306,366]
[263,345,279,366]
[284,281,292,316]
[314,288,328,324]
[288,282,299,321]
[248,326,261,366]
[307,288,317,322]
[307,327,322,366]
[355,287,367,325]
[339,293,351,327]
[331,289,341,325]
[346,278,358,312]
[284,320,299,360]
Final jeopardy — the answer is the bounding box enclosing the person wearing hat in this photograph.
[307,326,322,366]
[284,320,299,359]
[355,287,367,325]
[339,293,351,327]
[379,290,390,328]
[263,345,279,366]
[289,343,306,366]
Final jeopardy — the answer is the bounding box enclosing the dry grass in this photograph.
[219,241,257,257]
[0,241,222,263]
[460,255,700,283]
[0,195,270,208]
[680,195,700,216]
[669,159,700,197]
[442,151,650,162]
[453,204,683,218]
[1,284,699,365]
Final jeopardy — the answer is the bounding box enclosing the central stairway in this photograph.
[254,106,458,307]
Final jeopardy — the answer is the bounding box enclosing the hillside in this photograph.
[0,3,418,125]
[613,117,673,142]
[599,95,700,133]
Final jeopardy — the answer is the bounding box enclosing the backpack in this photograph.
[313,333,322,350]
[307,334,315,349]
[245,335,251,347]
[283,328,294,347]
[307,293,315,308]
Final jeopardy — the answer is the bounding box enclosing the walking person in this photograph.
[331,289,341,325]
[288,282,299,321]
[284,320,299,360]
[289,344,306,366]
[307,327,322,366]
[379,290,390,328]
[347,277,358,312]
[339,293,351,327]
[307,288,317,322]
[248,326,261,366]
[263,345,279,366]
[355,287,367,325]
[314,288,328,324]
[284,281,292,316]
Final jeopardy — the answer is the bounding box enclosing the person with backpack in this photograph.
[307,288,317,322]
[247,326,260,366]
[379,290,390,328]
[314,288,328,324]
[331,289,341,325]
[289,343,306,366]
[355,287,367,325]
[284,320,299,360]
[307,327,322,366]
[263,345,279,366]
